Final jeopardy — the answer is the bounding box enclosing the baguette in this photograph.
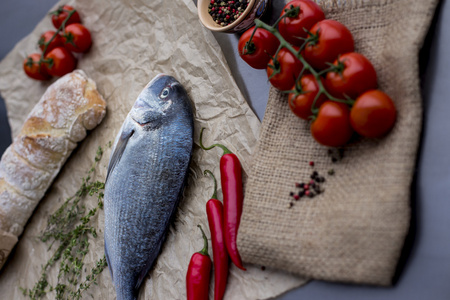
[0,70,106,269]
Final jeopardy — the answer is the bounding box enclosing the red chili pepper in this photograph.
[200,128,246,271]
[204,170,229,300]
[186,225,212,300]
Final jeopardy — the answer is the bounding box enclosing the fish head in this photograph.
[130,74,191,126]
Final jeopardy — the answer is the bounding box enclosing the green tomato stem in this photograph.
[40,9,76,64]
[272,5,299,28]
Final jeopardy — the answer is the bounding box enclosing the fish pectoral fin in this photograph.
[104,239,114,283]
[105,121,135,184]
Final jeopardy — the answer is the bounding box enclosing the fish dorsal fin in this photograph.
[106,118,135,185]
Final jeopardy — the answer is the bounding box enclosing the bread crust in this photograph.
[0,70,106,269]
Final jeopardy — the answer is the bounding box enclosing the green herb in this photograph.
[21,144,110,300]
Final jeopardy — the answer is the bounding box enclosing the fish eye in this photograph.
[160,87,170,99]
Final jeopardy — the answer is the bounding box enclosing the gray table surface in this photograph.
[1,0,450,299]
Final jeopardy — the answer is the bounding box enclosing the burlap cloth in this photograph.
[237,0,439,286]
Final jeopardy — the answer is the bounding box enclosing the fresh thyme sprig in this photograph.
[21,144,110,300]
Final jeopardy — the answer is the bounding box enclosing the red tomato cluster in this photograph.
[238,0,397,147]
[23,5,92,80]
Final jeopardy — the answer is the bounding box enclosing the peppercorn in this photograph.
[208,0,250,26]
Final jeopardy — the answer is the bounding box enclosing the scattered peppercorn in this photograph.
[289,168,329,206]
[309,161,315,167]
[208,0,250,26]
[261,266,266,271]
[315,176,325,183]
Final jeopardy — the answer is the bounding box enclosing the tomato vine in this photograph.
[238,0,397,146]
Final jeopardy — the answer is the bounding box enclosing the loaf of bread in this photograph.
[0,70,106,269]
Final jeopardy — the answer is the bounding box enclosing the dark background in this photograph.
[1,0,450,299]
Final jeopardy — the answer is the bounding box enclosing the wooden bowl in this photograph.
[197,0,271,34]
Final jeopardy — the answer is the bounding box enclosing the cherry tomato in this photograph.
[288,74,326,120]
[23,53,51,81]
[51,5,81,29]
[44,47,77,77]
[325,52,377,99]
[38,31,64,55]
[278,0,325,46]
[63,23,92,53]
[350,90,396,138]
[311,101,353,147]
[303,20,354,70]
[267,47,303,91]
[238,26,280,69]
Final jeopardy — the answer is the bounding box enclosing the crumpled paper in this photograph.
[0,0,308,298]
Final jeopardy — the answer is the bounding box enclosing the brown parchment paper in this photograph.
[0,0,308,299]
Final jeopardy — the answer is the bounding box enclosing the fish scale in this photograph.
[104,74,194,300]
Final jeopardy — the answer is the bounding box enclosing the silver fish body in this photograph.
[104,74,194,300]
